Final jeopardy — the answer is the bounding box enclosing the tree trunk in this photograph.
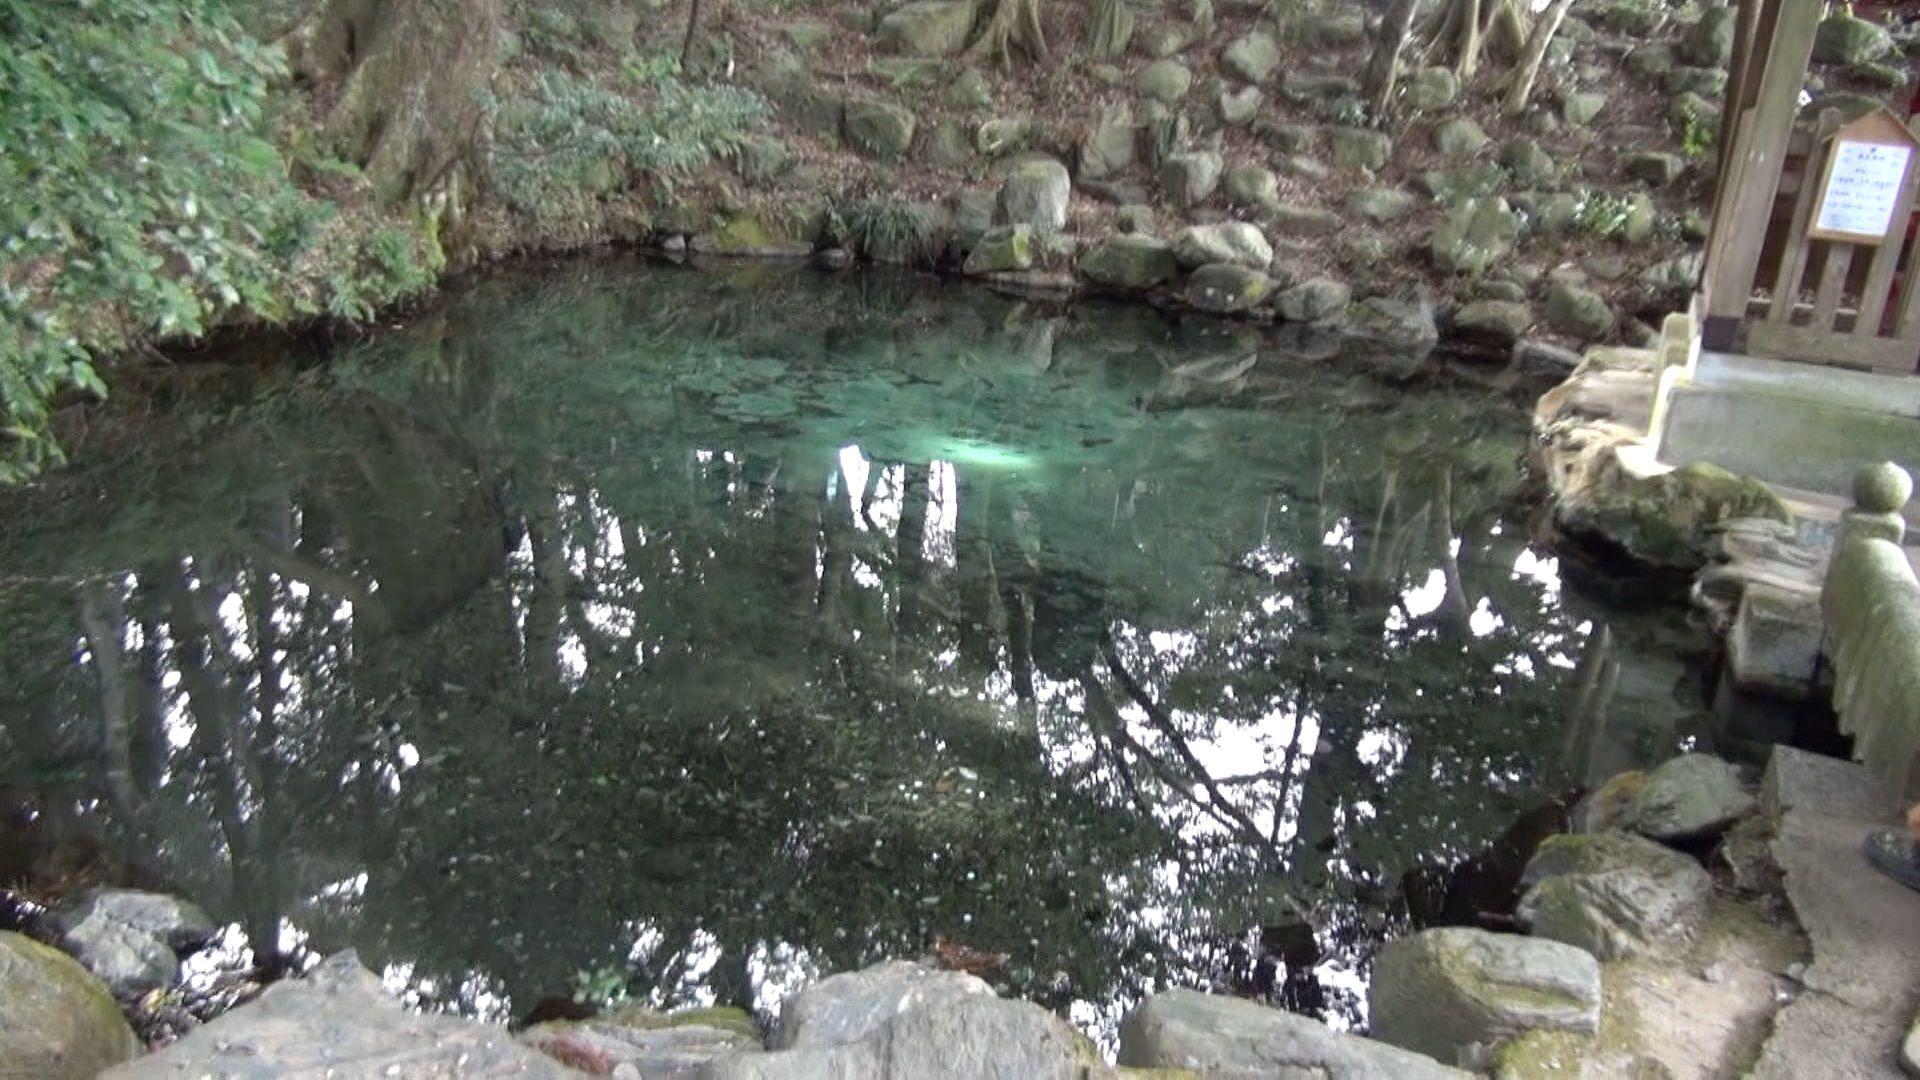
[1364,0,1421,119]
[1088,0,1133,60]
[287,0,502,204]
[1501,0,1575,116]
[1454,0,1483,81]
[968,0,1047,68]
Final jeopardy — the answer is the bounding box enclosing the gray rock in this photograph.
[52,888,215,996]
[996,157,1070,231]
[1408,66,1459,111]
[1545,282,1615,340]
[1500,138,1558,188]
[964,224,1034,274]
[975,116,1031,156]
[1418,163,1507,203]
[523,1008,762,1076]
[1670,90,1722,136]
[1626,43,1676,80]
[1368,928,1602,1066]
[1605,0,1665,37]
[774,959,992,1049]
[950,188,998,247]
[1682,5,1736,67]
[1454,300,1533,343]
[844,99,917,159]
[1513,338,1582,376]
[1562,91,1608,127]
[1173,221,1272,270]
[1477,279,1528,303]
[1259,121,1321,154]
[1626,150,1687,187]
[1815,14,1893,65]
[876,0,976,56]
[1278,278,1351,323]
[1349,294,1439,348]
[1119,989,1469,1078]
[1081,234,1179,289]
[924,120,975,168]
[1186,264,1275,314]
[1268,203,1344,238]
[1666,65,1728,98]
[0,931,138,1080]
[705,995,1084,1080]
[1079,104,1137,180]
[1218,85,1264,126]
[1346,187,1418,223]
[1624,753,1757,842]
[1160,150,1223,207]
[1223,164,1279,207]
[1430,197,1521,275]
[1280,155,1331,181]
[1222,31,1281,83]
[1135,60,1193,103]
[1434,118,1489,157]
[106,951,572,1078]
[945,67,993,110]
[1300,9,1366,46]
[1332,126,1393,172]
[1282,72,1361,102]
[1517,831,1713,960]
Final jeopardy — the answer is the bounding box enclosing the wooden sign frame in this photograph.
[1808,107,1920,245]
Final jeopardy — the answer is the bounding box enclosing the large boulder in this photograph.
[707,994,1085,1080]
[1430,197,1520,275]
[1368,928,1602,1066]
[876,0,977,57]
[774,959,991,1049]
[105,951,572,1077]
[844,99,918,159]
[996,157,1070,231]
[1814,14,1894,65]
[1119,989,1469,1078]
[51,887,215,996]
[1159,150,1223,208]
[1173,222,1272,270]
[1623,753,1756,842]
[1222,31,1281,83]
[523,1006,762,1074]
[1080,234,1178,289]
[1186,264,1275,314]
[1556,460,1792,572]
[0,931,139,1080]
[1516,831,1714,960]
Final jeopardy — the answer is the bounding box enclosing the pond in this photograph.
[0,261,1704,1042]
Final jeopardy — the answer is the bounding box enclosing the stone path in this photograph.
[1752,747,1920,1078]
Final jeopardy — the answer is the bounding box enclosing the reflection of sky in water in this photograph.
[0,263,1700,1048]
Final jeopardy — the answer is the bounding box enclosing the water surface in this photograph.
[0,262,1701,1039]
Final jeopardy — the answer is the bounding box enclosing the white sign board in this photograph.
[1813,140,1913,242]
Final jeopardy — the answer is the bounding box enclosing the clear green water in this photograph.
[0,262,1700,1037]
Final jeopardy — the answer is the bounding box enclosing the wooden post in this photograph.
[1701,0,1819,338]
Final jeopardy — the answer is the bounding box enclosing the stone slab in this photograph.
[1750,747,1920,1078]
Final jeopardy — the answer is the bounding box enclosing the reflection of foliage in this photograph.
[0,264,1672,1043]
[573,964,633,1009]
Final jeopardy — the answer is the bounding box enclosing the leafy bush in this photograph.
[1570,191,1640,240]
[490,59,769,227]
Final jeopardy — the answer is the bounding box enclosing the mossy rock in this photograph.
[1430,197,1520,275]
[1433,117,1489,158]
[876,0,977,57]
[844,98,918,159]
[1563,462,1793,571]
[1185,264,1274,314]
[0,931,140,1079]
[1407,66,1459,111]
[1814,14,1894,65]
[1134,60,1193,103]
[1331,126,1392,172]
[1681,5,1736,67]
[1346,186,1417,223]
[1080,234,1178,290]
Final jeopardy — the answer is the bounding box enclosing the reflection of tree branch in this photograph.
[1077,670,1259,848]
[76,580,139,818]
[233,536,391,633]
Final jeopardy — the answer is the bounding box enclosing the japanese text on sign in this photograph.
[1816,140,1913,241]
